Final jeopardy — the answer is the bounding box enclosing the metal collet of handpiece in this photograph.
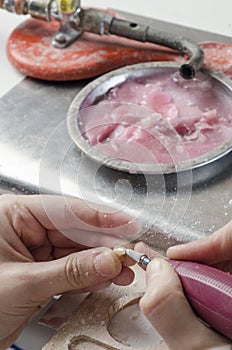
[0,0,204,78]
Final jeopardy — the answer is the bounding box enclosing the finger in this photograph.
[59,228,128,248]
[30,245,53,261]
[52,247,83,259]
[77,266,135,291]
[31,246,84,261]
[112,266,135,286]
[11,195,141,243]
[29,195,140,232]
[122,255,135,267]
[48,230,89,249]
[167,221,232,265]
[23,248,122,300]
[76,280,112,293]
[140,259,227,349]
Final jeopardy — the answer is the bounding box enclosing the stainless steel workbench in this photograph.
[0,10,232,250]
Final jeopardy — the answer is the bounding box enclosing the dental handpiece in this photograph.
[125,248,232,340]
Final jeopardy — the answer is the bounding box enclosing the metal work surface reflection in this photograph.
[0,10,232,249]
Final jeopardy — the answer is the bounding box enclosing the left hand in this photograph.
[0,194,137,349]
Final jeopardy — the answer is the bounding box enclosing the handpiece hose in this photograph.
[0,0,204,79]
[80,9,204,79]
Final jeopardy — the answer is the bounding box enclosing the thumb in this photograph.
[26,248,122,300]
[140,259,225,349]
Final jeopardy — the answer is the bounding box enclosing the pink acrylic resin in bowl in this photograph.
[67,62,232,175]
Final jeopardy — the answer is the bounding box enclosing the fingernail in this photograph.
[167,245,184,257]
[94,249,120,277]
[166,246,175,256]
[167,246,175,252]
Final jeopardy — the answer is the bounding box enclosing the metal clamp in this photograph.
[52,0,83,47]
[52,20,83,48]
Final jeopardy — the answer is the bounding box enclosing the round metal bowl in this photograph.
[67,61,232,175]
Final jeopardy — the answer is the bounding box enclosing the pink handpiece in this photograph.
[168,259,232,340]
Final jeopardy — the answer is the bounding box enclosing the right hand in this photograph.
[137,220,232,350]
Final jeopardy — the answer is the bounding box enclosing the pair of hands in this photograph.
[0,194,231,349]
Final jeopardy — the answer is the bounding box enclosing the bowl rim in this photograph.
[67,61,232,174]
